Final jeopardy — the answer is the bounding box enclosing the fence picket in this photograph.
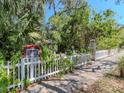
[41,62,43,77]
[34,61,37,82]
[21,59,25,89]
[18,63,20,88]
[38,61,40,80]
[27,64,29,80]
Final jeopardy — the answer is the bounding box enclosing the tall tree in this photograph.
[0,0,55,61]
[48,1,120,53]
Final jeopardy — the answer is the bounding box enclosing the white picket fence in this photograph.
[95,49,118,60]
[4,49,118,90]
[4,54,90,90]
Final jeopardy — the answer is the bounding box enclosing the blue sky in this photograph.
[45,0,124,25]
[45,0,63,23]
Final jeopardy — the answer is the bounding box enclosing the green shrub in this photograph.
[61,58,75,73]
[118,56,124,69]
[23,79,30,88]
[0,54,10,93]
[118,56,124,77]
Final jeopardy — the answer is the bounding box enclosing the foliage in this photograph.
[23,79,30,88]
[118,56,124,77]
[0,0,57,61]
[60,57,75,73]
[0,0,121,60]
[118,26,124,48]
[118,56,124,68]
[89,9,121,50]
[0,53,10,93]
[97,33,122,49]
[0,52,4,64]
[0,67,9,93]
[0,0,123,91]
[49,1,120,53]
[49,1,90,54]
[0,0,45,61]
[0,0,56,90]
[11,51,21,64]
[42,45,57,61]
[51,31,62,43]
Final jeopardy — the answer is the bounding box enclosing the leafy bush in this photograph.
[118,56,124,77]
[23,79,30,88]
[42,46,56,61]
[0,67,10,93]
[11,51,20,65]
[118,56,124,69]
[60,58,75,73]
[0,53,10,93]
[97,33,122,50]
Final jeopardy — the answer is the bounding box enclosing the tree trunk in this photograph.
[120,68,124,77]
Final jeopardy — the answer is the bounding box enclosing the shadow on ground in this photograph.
[39,82,67,93]
[25,59,118,93]
[36,79,83,93]
[75,60,117,72]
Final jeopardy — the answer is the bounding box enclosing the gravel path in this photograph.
[20,51,124,93]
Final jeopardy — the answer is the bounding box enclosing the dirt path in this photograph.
[21,51,124,93]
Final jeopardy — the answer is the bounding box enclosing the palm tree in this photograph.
[0,0,55,61]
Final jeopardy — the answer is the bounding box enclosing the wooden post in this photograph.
[90,39,96,61]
